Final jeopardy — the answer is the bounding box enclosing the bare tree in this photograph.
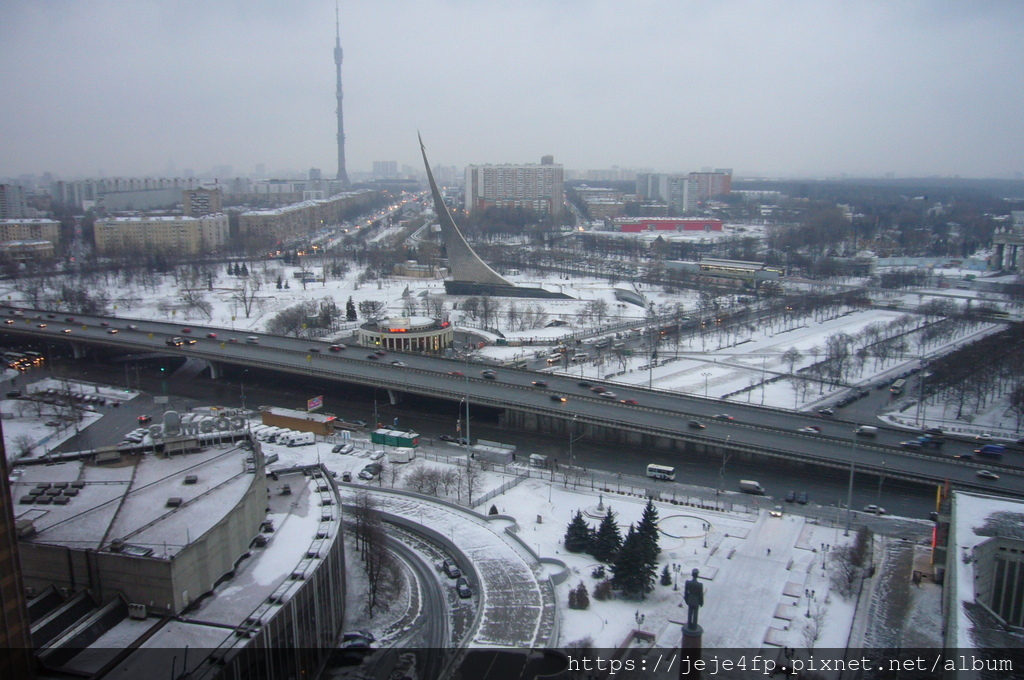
[12,434,35,460]
[462,461,482,505]
[363,517,402,618]
[802,599,828,650]
[782,347,803,376]
[232,274,263,318]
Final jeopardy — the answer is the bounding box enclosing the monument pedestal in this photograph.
[680,624,703,680]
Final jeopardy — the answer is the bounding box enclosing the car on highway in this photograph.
[688,421,706,429]
[532,380,548,387]
[37,323,47,328]
[99,321,110,327]
[863,504,886,515]
[391,360,406,366]
[439,434,458,443]
[137,415,152,424]
[374,350,386,356]
[448,371,464,377]
[797,426,821,434]
[4,319,12,324]
[64,316,76,322]
[309,347,321,353]
[481,370,497,379]
[577,381,592,388]
[207,333,217,338]
[900,440,923,449]
[590,386,607,394]
[228,338,238,343]
[714,414,734,421]
[62,328,71,333]
[976,433,993,441]
[181,328,192,333]
[599,392,618,399]
[366,354,379,360]
[329,344,346,351]
[770,505,784,517]
[106,328,118,334]
[977,470,1000,481]
[127,324,139,330]
[954,453,974,460]
[549,394,567,403]
[166,337,185,347]
[620,399,639,405]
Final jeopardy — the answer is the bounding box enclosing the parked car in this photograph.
[341,471,352,482]
[863,504,886,515]
[770,505,784,517]
[369,450,386,460]
[442,558,461,578]
[784,490,796,503]
[796,492,809,505]
[455,576,472,598]
[357,470,373,480]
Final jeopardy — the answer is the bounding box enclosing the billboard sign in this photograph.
[307,395,324,412]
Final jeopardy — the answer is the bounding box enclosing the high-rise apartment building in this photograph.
[182,187,223,217]
[465,157,564,219]
[0,185,28,219]
[372,161,398,178]
[0,422,35,680]
[636,170,731,214]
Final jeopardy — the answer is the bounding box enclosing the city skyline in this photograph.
[2,1,1023,180]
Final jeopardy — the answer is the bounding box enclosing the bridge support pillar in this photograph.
[208,361,223,380]
[70,342,87,359]
[386,389,401,405]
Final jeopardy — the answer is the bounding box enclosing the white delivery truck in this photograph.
[739,479,765,495]
[288,432,315,447]
[390,447,416,463]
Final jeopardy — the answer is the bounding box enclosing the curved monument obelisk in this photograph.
[419,134,572,299]
[419,133,511,287]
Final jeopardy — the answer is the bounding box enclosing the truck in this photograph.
[739,479,765,495]
[976,444,1007,458]
[389,447,416,463]
[855,425,878,437]
[288,432,315,447]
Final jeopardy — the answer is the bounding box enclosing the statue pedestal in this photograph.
[680,625,703,680]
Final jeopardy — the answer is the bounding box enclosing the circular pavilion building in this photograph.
[357,316,453,353]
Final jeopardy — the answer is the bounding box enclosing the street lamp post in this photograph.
[702,371,712,399]
[845,432,857,536]
[568,415,580,468]
[718,435,731,496]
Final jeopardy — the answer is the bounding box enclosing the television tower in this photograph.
[334,3,350,186]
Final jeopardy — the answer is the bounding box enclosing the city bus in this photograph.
[890,379,906,395]
[646,464,676,481]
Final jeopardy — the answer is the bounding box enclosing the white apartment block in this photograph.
[465,158,564,218]
[93,214,228,255]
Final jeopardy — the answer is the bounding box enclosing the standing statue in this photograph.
[683,568,704,630]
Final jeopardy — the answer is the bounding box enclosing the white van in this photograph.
[855,426,878,437]
[390,447,416,463]
[288,432,315,447]
[246,336,260,345]
[570,353,589,363]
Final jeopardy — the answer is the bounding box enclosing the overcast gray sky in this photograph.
[2,0,1022,180]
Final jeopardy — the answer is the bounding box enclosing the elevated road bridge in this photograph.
[3,309,1022,498]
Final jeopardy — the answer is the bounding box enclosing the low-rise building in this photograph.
[94,213,228,255]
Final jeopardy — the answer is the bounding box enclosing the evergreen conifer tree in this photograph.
[660,564,672,586]
[346,296,357,321]
[611,525,657,599]
[636,499,661,566]
[564,510,592,554]
[574,581,590,609]
[590,508,622,563]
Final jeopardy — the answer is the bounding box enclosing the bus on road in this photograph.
[646,464,676,481]
[890,378,907,395]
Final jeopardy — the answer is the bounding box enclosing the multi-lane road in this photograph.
[3,308,1023,498]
